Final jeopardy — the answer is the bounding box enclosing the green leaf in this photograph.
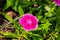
[32,34,43,40]
[0,32,18,38]
[2,3,9,11]
[22,1,34,6]
[2,0,13,11]
[48,17,57,22]
[12,39,17,40]
[12,0,18,12]
[45,6,56,17]
[37,20,51,31]
[2,12,13,22]
[28,32,43,40]
[7,0,12,6]
[32,36,43,40]
[3,0,15,11]
[45,6,50,11]
[57,34,60,40]
[18,6,24,16]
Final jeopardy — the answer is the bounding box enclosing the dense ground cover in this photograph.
[0,0,60,40]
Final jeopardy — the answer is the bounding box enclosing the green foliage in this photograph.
[0,0,60,40]
[18,6,24,16]
[0,31,18,38]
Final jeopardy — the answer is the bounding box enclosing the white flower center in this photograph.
[26,19,32,25]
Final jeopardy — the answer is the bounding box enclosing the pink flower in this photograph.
[19,13,38,31]
[53,0,60,6]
